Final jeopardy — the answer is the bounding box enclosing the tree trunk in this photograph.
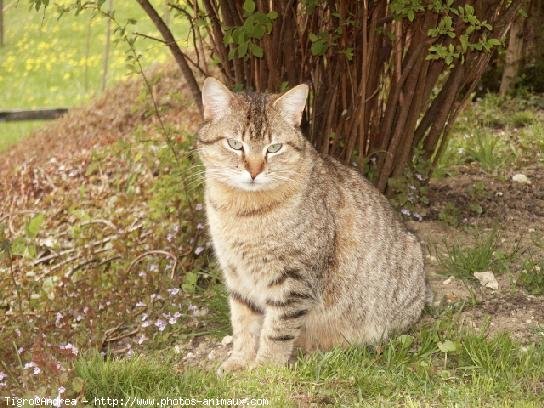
[499,6,527,96]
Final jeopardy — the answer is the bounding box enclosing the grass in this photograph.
[438,232,517,281]
[0,0,188,151]
[518,259,544,296]
[435,94,544,177]
[0,121,47,151]
[75,310,544,406]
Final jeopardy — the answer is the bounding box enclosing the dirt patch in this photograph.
[427,164,544,234]
[461,293,544,343]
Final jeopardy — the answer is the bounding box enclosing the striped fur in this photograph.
[198,78,426,374]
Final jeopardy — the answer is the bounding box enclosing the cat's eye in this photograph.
[227,138,243,151]
[267,143,283,154]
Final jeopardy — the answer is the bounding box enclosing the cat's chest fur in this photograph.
[205,188,307,307]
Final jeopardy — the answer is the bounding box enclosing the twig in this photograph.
[127,250,178,279]
[136,0,203,114]
[80,219,118,232]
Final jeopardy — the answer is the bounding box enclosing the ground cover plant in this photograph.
[1,63,543,404]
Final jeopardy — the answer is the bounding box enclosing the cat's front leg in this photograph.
[217,290,264,375]
[254,272,315,367]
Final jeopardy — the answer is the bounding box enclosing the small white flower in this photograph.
[141,313,148,321]
[135,301,146,307]
[55,312,63,326]
[401,208,411,217]
[59,343,79,355]
[17,347,24,354]
[195,203,203,211]
[0,372,7,381]
[149,263,159,273]
[197,223,204,230]
[33,367,41,375]
[137,334,147,345]
[458,147,465,155]
[155,319,166,332]
[138,270,147,278]
[167,288,180,296]
[58,386,65,394]
[24,362,36,369]
[194,246,205,256]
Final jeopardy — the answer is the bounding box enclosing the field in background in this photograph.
[0,0,187,151]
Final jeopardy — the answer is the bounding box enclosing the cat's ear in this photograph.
[274,84,309,127]
[202,77,233,121]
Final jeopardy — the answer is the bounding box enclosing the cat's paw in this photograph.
[216,355,251,376]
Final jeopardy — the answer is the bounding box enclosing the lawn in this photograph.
[0,0,188,151]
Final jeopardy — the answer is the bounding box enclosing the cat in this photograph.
[197,77,426,374]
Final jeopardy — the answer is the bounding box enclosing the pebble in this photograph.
[221,335,233,346]
[512,174,530,184]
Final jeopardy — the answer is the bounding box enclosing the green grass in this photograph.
[0,0,188,151]
[518,259,544,296]
[435,94,544,176]
[0,120,47,151]
[438,232,516,281]
[75,311,544,406]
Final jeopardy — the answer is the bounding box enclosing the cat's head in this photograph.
[197,77,309,192]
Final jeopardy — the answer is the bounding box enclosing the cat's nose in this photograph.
[245,158,265,180]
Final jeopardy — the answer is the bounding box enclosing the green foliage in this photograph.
[2,214,46,260]
[437,202,461,227]
[223,8,278,59]
[438,231,516,281]
[518,259,544,295]
[388,150,430,221]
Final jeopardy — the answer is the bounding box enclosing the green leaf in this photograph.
[267,11,279,19]
[26,214,44,238]
[11,237,27,257]
[238,41,249,58]
[311,40,328,56]
[438,340,459,353]
[243,0,256,13]
[398,334,414,349]
[488,38,502,47]
[249,43,264,57]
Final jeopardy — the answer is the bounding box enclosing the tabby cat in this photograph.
[197,77,426,374]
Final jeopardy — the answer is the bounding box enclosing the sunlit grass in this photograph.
[435,95,544,177]
[0,121,47,151]
[0,0,188,150]
[76,310,544,406]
